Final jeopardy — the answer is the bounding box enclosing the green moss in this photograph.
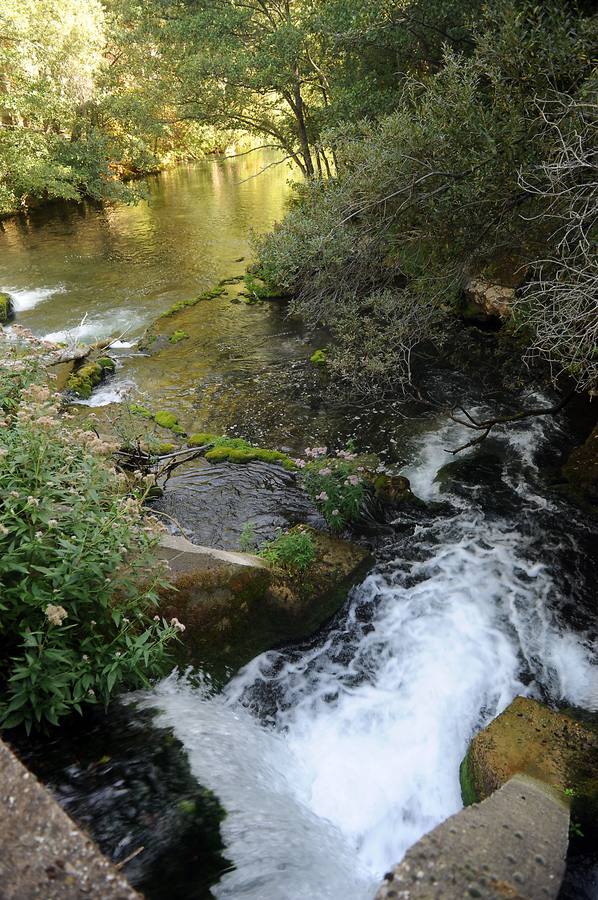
[154,410,186,435]
[96,356,116,372]
[129,404,154,419]
[459,750,480,807]
[188,432,218,447]
[67,357,115,399]
[310,348,329,366]
[158,286,226,320]
[156,442,176,454]
[0,292,13,324]
[204,445,296,470]
[169,330,189,344]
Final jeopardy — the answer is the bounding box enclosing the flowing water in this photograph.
[2,155,597,899]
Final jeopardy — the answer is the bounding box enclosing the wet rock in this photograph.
[562,422,598,503]
[460,696,598,839]
[67,356,116,400]
[0,291,14,323]
[375,774,569,900]
[150,459,326,549]
[0,737,140,899]
[157,530,371,677]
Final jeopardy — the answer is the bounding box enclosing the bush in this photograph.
[0,337,181,732]
[258,528,316,573]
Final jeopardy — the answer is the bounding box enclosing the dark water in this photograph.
[2,158,597,899]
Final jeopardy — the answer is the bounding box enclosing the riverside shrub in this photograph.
[0,337,181,732]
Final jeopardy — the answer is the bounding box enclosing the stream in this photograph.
[2,153,597,900]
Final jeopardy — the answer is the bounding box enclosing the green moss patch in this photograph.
[67,357,116,399]
[0,292,14,324]
[169,330,189,344]
[158,286,225,321]
[186,432,296,470]
[154,410,186,435]
[310,348,329,366]
[129,405,187,436]
[205,446,296,470]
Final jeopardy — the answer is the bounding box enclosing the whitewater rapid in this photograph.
[138,412,597,900]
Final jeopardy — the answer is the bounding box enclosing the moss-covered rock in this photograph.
[154,411,186,436]
[372,473,423,506]
[204,446,296,470]
[157,529,371,678]
[66,357,115,399]
[0,292,14,324]
[460,696,598,839]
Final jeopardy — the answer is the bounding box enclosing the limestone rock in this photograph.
[462,279,514,320]
[157,529,370,677]
[461,696,598,836]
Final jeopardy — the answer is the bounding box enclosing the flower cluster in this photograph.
[298,447,374,531]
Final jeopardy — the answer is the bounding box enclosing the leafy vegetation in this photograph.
[0,336,181,731]
[254,0,597,396]
[258,528,316,573]
[299,447,370,531]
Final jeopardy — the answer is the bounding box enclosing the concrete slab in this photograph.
[375,774,569,900]
[0,739,141,899]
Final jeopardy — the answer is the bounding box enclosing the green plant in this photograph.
[239,522,257,552]
[258,528,316,573]
[300,448,369,530]
[310,348,329,366]
[168,330,188,344]
[0,338,181,732]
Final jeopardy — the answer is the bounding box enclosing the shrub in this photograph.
[0,337,181,732]
[258,528,316,573]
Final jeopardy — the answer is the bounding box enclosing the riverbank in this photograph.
[1,156,597,899]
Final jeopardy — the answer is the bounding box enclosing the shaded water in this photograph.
[2,159,597,899]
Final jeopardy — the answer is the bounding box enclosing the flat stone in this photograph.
[375,775,569,900]
[157,528,371,677]
[0,739,140,899]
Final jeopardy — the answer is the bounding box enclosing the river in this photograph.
[2,154,597,900]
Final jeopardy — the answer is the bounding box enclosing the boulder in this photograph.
[0,291,14,323]
[157,530,371,677]
[461,279,514,321]
[460,696,598,838]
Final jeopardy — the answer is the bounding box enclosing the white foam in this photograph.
[136,411,596,899]
[2,285,65,312]
[76,379,135,407]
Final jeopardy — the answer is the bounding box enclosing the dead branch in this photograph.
[447,389,575,454]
